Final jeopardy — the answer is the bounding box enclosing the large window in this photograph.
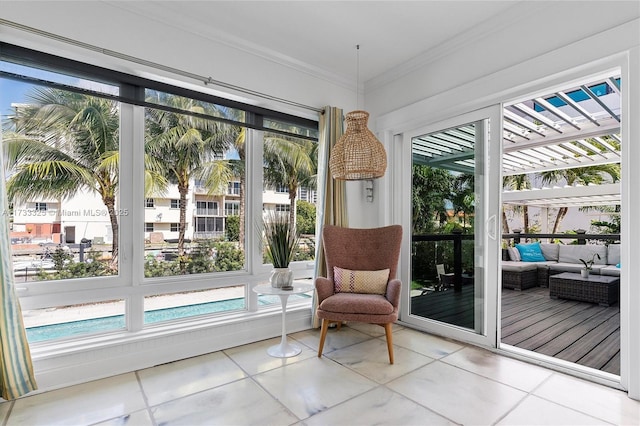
[144,92,245,279]
[1,60,121,285]
[1,42,317,343]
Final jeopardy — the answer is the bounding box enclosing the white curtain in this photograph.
[0,131,37,399]
[311,106,348,328]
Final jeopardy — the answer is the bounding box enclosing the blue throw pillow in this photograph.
[515,242,546,262]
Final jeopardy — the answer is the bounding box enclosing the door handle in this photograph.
[487,215,497,240]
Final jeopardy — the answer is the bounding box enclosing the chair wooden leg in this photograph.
[318,318,329,358]
[384,323,394,364]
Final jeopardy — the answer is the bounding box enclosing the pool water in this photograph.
[26,294,310,342]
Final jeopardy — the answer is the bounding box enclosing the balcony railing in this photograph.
[193,231,224,239]
[412,230,473,293]
[412,230,621,294]
[503,230,620,245]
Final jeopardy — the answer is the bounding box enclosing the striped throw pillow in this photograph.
[333,266,390,295]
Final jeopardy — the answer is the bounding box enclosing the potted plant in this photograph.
[260,212,300,290]
[579,253,601,278]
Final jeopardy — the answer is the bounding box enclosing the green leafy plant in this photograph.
[260,212,300,268]
[580,253,601,270]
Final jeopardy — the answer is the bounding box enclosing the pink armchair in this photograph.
[315,225,402,364]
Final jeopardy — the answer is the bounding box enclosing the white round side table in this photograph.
[252,283,314,358]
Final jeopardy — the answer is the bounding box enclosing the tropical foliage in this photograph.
[4,88,121,267]
[295,201,316,235]
[5,86,317,280]
[263,133,317,227]
[540,164,620,234]
[145,93,237,270]
[412,164,474,234]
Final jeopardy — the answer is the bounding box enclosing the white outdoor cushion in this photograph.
[550,263,605,274]
[507,247,521,261]
[558,245,608,265]
[502,262,537,272]
[601,265,620,277]
[540,243,560,261]
[607,244,620,266]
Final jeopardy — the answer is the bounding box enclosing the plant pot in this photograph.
[580,268,589,278]
[270,267,293,290]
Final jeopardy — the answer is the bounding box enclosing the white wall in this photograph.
[0,1,355,120]
[366,1,640,120]
[350,2,640,229]
[367,5,639,397]
[3,0,640,395]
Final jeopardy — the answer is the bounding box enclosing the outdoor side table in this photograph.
[252,283,314,358]
[549,272,620,306]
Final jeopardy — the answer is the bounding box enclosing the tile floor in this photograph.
[2,323,640,425]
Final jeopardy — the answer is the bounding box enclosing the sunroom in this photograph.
[0,1,639,420]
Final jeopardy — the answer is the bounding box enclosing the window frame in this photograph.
[1,41,318,342]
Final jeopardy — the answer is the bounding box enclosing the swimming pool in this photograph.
[26,294,310,342]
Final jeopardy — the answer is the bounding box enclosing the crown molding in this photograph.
[105,1,355,92]
[365,1,545,92]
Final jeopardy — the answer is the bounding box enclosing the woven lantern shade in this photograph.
[329,110,387,180]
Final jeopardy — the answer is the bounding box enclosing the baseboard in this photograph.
[28,306,313,394]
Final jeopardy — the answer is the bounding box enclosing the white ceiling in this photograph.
[109,0,521,85]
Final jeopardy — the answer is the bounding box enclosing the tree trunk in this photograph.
[178,182,188,273]
[289,186,297,230]
[523,206,530,235]
[502,210,510,234]
[104,196,119,269]
[238,174,245,252]
[552,207,568,234]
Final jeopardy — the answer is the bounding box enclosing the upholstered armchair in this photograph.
[315,225,402,364]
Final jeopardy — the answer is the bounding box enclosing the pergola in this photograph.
[412,72,622,210]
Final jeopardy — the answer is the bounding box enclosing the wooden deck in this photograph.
[501,286,620,375]
[410,285,475,329]
[410,285,620,375]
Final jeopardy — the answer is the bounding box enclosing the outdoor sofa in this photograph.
[502,243,620,291]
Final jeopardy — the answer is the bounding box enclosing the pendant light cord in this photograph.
[356,44,360,110]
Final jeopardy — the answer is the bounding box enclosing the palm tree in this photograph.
[197,125,246,250]
[539,164,620,234]
[144,95,235,267]
[411,164,452,234]
[502,174,531,234]
[263,135,317,228]
[4,88,120,266]
[206,125,316,252]
[451,173,474,231]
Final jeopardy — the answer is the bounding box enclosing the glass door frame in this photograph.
[397,105,502,348]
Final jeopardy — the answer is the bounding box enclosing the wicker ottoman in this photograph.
[502,263,538,291]
[549,272,620,306]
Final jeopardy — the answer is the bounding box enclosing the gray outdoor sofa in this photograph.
[502,243,620,291]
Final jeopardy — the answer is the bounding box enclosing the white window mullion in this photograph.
[247,128,265,312]
[124,103,145,331]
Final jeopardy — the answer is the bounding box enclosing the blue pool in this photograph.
[26,294,310,342]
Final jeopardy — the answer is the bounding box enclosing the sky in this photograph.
[0,78,30,121]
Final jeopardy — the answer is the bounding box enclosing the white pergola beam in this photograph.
[502,183,620,205]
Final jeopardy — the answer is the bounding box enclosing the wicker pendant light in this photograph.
[329,110,387,180]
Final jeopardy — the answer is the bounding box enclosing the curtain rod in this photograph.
[0,18,324,114]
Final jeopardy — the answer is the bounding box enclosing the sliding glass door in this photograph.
[400,106,501,347]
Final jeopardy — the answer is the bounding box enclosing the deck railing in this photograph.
[412,230,473,292]
[413,230,620,293]
[503,230,620,245]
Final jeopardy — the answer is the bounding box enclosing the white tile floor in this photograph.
[2,323,640,425]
